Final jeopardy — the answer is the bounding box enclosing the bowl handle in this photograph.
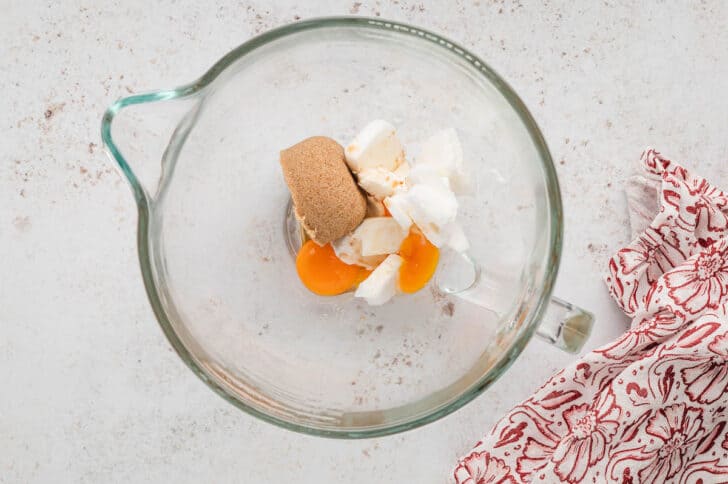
[534,296,594,353]
[436,252,594,354]
[101,88,199,204]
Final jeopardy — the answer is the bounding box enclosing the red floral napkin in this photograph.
[453,149,728,484]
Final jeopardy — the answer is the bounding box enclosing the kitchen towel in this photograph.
[453,149,728,483]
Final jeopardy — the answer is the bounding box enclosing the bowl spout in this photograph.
[101,89,200,205]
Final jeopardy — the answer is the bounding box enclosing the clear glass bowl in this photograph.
[102,17,591,438]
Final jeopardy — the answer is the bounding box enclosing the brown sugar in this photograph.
[280,136,367,245]
[365,195,386,218]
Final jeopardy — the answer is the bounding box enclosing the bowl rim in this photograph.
[101,15,563,439]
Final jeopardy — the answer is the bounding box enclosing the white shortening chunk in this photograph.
[417,128,463,176]
[393,161,410,179]
[354,254,403,306]
[357,167,406,200]
[407,163,451,192]
[345,120,404,173]
[354,217,407,256]
[405,184,458,247]
[446,222,470,253]
[383,193,413,231]
[332,232,386,270]
[416,128,472,194]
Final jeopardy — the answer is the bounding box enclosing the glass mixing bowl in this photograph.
[102,17,593,437]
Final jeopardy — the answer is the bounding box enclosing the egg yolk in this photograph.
[398,228,440,293]
[296,240,369,296]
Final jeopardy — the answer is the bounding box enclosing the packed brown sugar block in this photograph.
[280,136,367,245]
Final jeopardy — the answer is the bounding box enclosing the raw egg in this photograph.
[296,240,369,295]
[398,228,440,293]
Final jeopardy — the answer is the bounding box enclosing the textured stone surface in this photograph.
[1,1,727,482]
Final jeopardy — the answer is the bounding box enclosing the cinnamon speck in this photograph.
[43,102,65,120]
[350,2,361,13]
[442,301,455,317]
[13,216,31,233]
[88,142,96,154]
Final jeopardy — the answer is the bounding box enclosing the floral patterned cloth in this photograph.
[453,149,728,484]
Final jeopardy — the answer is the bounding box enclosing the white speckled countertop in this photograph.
[2,1,727,482]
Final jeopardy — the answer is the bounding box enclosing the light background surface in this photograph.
[1,1,727,482]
